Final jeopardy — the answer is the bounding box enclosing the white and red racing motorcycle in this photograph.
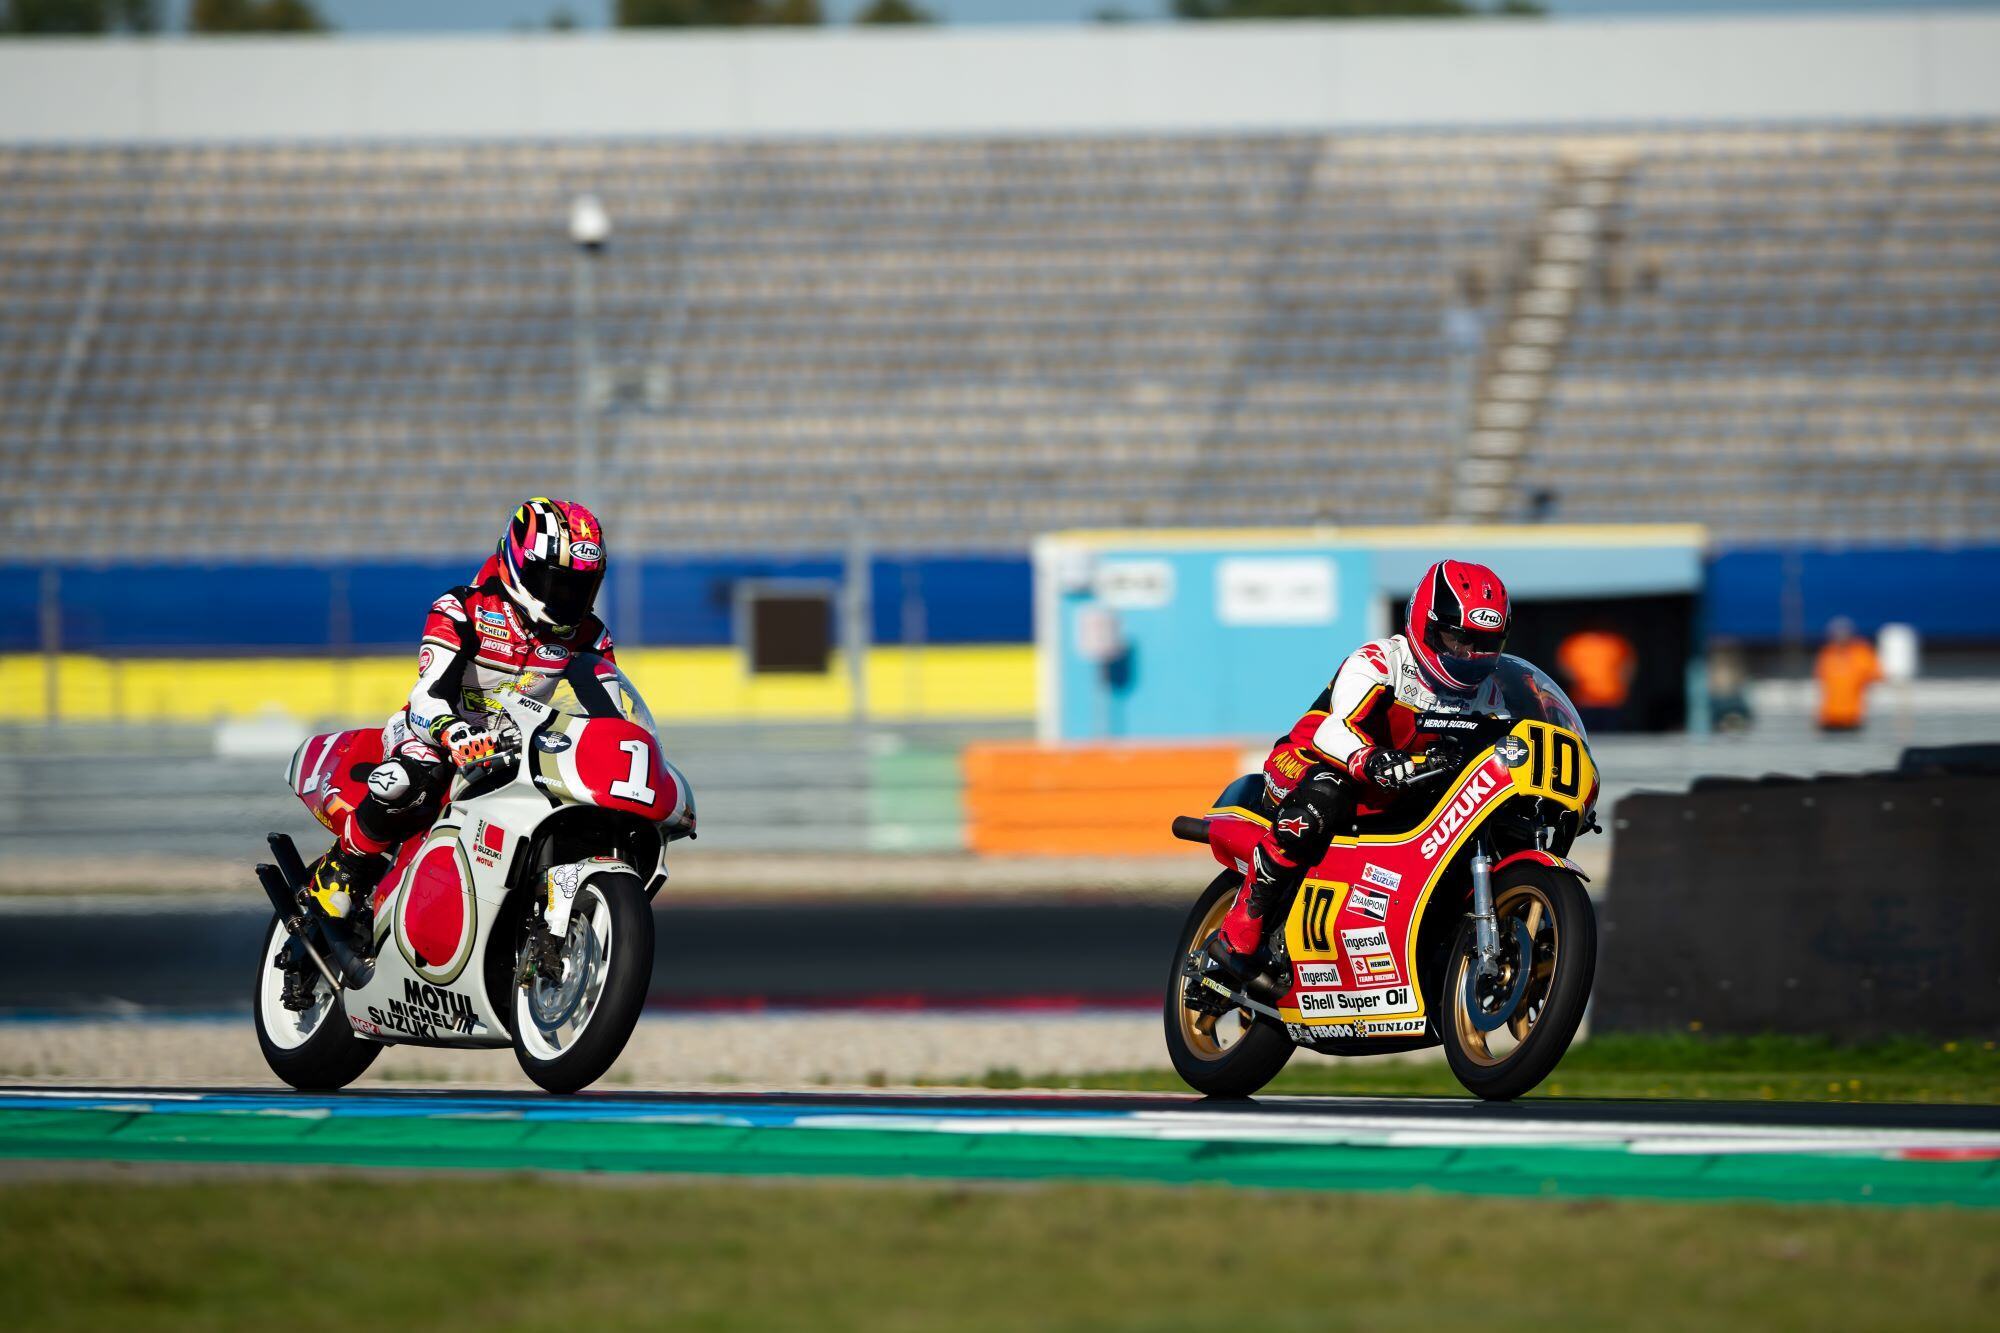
[253,654,694,1094]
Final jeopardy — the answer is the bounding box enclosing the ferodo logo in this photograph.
[1419,768,1499,858]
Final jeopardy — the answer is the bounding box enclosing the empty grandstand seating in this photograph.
[1527,123,2000,542]
[1,124,1995,555]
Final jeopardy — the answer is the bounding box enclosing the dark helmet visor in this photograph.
[521,560,603,629]
[1428,620,1507,686]
[1434,622,1506,658]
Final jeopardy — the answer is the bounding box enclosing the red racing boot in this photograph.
[1202,846,1295,1003]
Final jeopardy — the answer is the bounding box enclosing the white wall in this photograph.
[2,13,1998,143]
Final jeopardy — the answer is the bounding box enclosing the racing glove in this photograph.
[441,720,506,769]
[1361,748,1421,791]
[1419,736,1465,777]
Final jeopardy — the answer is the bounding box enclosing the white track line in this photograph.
[796,1110,2000,1157]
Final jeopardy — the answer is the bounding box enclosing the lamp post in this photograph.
[568,193,610,506]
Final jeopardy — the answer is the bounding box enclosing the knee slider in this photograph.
[1272,766,1348,862]
[1269,800,1328,862]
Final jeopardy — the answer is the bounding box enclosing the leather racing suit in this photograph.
[1214,633,1508,959]
[334,553,617,862]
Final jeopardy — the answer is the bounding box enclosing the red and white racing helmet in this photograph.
[1405,559,1511,693]
[497,496,605,635]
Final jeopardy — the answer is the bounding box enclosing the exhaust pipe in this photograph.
[255,862,342,993]
[266,832,311,896]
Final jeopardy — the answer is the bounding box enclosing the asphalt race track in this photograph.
[0,895,1181,1015]
[10,899,1997,1208]
[3,1085,1996,1207]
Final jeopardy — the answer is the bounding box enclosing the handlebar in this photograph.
[454,728,523,786]
[1171,815,1212,845]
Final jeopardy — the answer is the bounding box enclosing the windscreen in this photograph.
[1494,655,1589,747]
[542,652,660,739]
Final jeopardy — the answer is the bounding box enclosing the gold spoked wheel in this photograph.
[1450,882,1557,1068]
[1176,889,1254,1060]
[1441,863,1596,1101]
[1164,871,1295,1097]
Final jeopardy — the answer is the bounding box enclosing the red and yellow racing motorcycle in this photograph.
[1165,657,1600,1102]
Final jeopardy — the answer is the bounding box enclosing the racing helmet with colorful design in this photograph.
[497,497,605,635]
[1405,559,1511,693]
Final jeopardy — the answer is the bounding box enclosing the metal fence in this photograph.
[0,720,1020,877]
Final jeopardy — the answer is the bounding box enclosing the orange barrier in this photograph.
[962,742,1246,857]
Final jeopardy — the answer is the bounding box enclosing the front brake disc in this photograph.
[1463,917,1535,1034]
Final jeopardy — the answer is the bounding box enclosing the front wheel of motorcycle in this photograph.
[512,871,653,1094]
[1163,871,1295,1098]
[1441,862,1597,1102]
[253,914,381,1091]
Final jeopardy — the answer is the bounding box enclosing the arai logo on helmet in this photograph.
[1467,606,1505,630]
[571,541,603,564]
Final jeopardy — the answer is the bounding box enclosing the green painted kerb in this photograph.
[2,1109,1997,1208]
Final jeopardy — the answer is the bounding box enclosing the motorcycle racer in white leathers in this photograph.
[1207,560,1515,983]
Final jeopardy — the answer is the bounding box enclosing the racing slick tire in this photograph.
[1164,871,1295,1098]
[253,914,382,1092]
[1441,862,1596,1102]
[511,871,654,1094]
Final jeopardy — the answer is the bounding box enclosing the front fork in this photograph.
[1467,837,1501,981]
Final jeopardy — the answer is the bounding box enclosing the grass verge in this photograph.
[5,1175,1997,1332]
[956,1033,2000,1102]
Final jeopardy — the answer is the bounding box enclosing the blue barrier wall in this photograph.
[2,555,1034,653]
[10,544,2000,656]
[1706,546,2000,644]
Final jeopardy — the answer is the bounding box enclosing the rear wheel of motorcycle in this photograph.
[253,915,381,1092]
[1442,863,1596,1102]
[1163,871,1294,1098]
[512,871,653,1094]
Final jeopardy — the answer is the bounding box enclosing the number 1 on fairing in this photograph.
[609,739,656,803]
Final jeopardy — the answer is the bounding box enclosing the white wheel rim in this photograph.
[515,885,615,1063]
[258,919,334,1050]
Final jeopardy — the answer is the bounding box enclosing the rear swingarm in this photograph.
[1181,952,1284,1024]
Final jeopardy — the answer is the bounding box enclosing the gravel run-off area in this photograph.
[0,1013,1200,1090]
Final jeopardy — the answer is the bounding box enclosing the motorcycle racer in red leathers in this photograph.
[301,497,615,921]
[1205,560,1515,989]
